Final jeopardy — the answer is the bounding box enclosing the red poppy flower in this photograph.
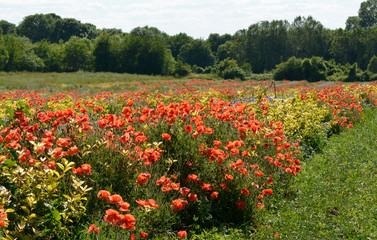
[224,174,233,181]
[178,230,187,238]
[188,174,199,183]
[81,164,92,175]
[88,224,100,234]
[262,189,273,196]
[188,193,198,202]
[236,201,245,210]
[162,133,171,141]
[137,173,151,185]
[97,190,111,199]
[267,175,274,185]
[210,191,219,199]
[119,201,131,211]
[170,198,188,211]
[241,188,250,196]
[48,161,56,170]
[140,230,148,238]
[180,187,190,196]
[108,194,123,205]
[184,125,193,133]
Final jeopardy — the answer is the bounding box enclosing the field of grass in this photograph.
[0,73,376,239]
[0,72,222,92]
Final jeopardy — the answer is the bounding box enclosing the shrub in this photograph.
[174,61,191,77]
[216,58,246,80]
[367,55,377,74]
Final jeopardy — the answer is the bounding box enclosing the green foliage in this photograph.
[174,61,191,77]
[63,36,93,72]
[216,58,246,80]
[0,20,16,35]
[359,0,377,28]
[0,41,9,71]
[3,35,44,72]
[367,55,377,73]
[274,57,304,80]
[178,39,215,68]
[345,63,359,82]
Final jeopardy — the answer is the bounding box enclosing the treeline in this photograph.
[0,0,377,79]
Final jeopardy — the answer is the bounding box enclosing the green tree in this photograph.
[206,33,232,54]
[178,39,215,68]
[93,33,112,72]
[3,35,44,71]
[121,35,171,75]
[345,16,361,30]
[245,20,289,73]
[167,33,193,59]
[63,36,93,71]
[0,20,16,35]
[17,13,61,43]
[359,0,377,28]
[367,55,377,73]
[0,34,9,70]
[288,16,329,59]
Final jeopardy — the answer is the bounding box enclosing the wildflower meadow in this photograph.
[0,78,376,239]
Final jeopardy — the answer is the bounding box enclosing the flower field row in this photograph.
[0,80,376,239]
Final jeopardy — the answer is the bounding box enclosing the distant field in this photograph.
[0,72,220,91]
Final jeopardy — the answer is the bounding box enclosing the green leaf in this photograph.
[56,163,64,170]
[3,159,17,167]
[63,194,71,200]
[51,209,61,221]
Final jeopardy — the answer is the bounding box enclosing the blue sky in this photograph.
[0,0,364,38]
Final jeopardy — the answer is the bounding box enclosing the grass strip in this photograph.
[263,108,377,239]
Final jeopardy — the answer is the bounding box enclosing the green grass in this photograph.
[0,72,220,92]
[259,108,377,239]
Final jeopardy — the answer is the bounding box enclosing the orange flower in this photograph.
[48,161,56,170]
[108,194,123,205]
[230,148,239,156]
[148,199,159,209]
[88,224,100,234]
[72,167,83,176]
[180,187,190,196]
[81,164,92,175]
[97,190,111,199]
[170,198,188,211]
[117,214,136,230]
[162,133,171,141]
[119,201,131,211]
[136,199,148,207]
[241,188,250,196]
[255,171,264,177]
[224,174,233,181]
[184,125,193,133]
[262,189,273,196]
[210,191,219,199]
[140,230,149,238]
[256,202,264,209]
[267,175,274,185]
[188,174,199,183]
[200,182,212,191]
[213,140,221,147]
[137,173,151,185]
[188,193,198,202]
[178,230,187,238]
